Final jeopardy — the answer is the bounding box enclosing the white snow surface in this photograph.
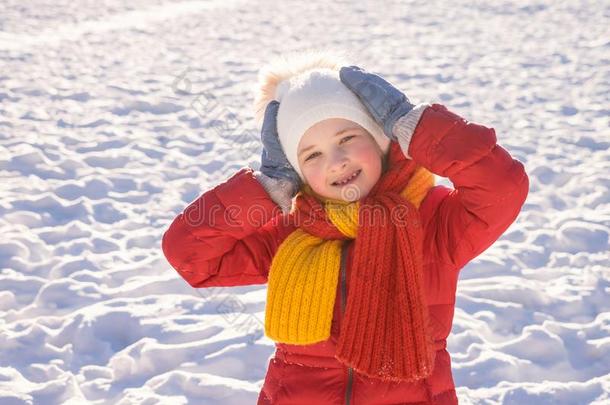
[1,0,609,404]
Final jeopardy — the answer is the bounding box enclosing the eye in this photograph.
[305,151,320,161]
[303,135,356,162]
[340,135,356,143]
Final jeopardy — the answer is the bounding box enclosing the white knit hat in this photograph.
[253,51,390,182]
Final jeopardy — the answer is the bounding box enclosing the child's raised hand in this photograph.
[256,101,302,213]
[340,65,415,141]
[259,101,301,186]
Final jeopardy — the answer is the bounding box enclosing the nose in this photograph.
[328,148,349,173]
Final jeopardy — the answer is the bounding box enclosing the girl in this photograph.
[162,50,529,405]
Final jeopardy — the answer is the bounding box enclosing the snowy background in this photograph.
[1,0,609,404]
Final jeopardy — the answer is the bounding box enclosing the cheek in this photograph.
[353,146,382,171]
[302,164,325,186]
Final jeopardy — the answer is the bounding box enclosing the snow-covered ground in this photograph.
[1,0,608,404]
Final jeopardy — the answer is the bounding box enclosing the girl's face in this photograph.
[297,118,384,202]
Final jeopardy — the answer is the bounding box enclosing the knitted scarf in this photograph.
[264,141,437,382]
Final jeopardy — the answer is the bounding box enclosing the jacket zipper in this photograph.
[340,241,353,405]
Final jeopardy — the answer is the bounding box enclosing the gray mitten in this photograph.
[339,65,430,159]
[255,101,302,214]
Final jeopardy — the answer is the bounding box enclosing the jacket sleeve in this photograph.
[398,103,529,271]
[161,167,295,288]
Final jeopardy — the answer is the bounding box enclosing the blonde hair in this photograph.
[252,48,356,128]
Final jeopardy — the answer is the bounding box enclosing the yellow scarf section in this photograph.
[265,166,435,344]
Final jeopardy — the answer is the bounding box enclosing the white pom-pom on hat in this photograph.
[253,48,348,127]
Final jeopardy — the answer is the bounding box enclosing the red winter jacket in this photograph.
[161,104,529,405]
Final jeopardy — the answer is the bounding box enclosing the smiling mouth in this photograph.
[332,169,361,186]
